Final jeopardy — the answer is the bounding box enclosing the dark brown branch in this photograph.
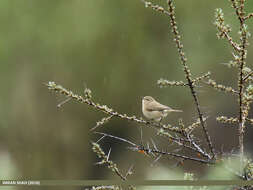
[230,0,248,170]
[166,0,216,159]
[140,0,216,159]
[135,146,214,165]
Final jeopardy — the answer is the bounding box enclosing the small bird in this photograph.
[142,96,182,122]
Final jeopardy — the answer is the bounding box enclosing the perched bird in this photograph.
[142,96,182,122]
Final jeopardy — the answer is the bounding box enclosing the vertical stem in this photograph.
[231,0,247,171]
[167,0,216,159]
[238,35,246,172]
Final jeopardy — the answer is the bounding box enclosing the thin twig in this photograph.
[131,146,214,164]
[57,97,71,108]
[90,115,113,131]
[244,13,253,20]
[125,165,134,178]
[94,132,138,147]
[243,71,253,82]
[223,31,242,52]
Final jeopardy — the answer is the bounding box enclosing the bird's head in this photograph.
[142,96,155,105]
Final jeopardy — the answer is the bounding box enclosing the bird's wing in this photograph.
[147,102,171,112]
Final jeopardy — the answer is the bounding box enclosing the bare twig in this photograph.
[243,71,253,82]
[94,132,138,147]
[57,97,71,108]
[130,146,214,164]
[90,115,113,131]
[125,165,134,178]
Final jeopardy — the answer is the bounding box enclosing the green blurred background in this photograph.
[0,0,253,189]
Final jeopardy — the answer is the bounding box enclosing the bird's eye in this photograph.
[144,97,152,102]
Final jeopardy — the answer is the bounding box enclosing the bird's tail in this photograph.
[167,109,183,113]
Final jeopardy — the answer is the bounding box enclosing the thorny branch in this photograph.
[143,0,216,159]
[230,0,248,169]
[131,146,214,165]
[47,81,184,135]
[92,142,136,190]
[92,142,127,181]
[214,0,252,174]
[47,82,212,161]
[95,132,212,164]
[47,0,253,183]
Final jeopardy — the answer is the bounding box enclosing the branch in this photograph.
[205,79,239,95]
[243,71,253,82]
[92,142,127,180]
[216,116,238,124]
[140,0,216,159]
[131,146,214,165]
[166,0,216,159]
[157,79,188,87]
[244,13,253,20]
[230,0,248,171]
[47,81,184,135]
[48,82,212,162]
[214,8,241,52]
[158,72,211,88]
